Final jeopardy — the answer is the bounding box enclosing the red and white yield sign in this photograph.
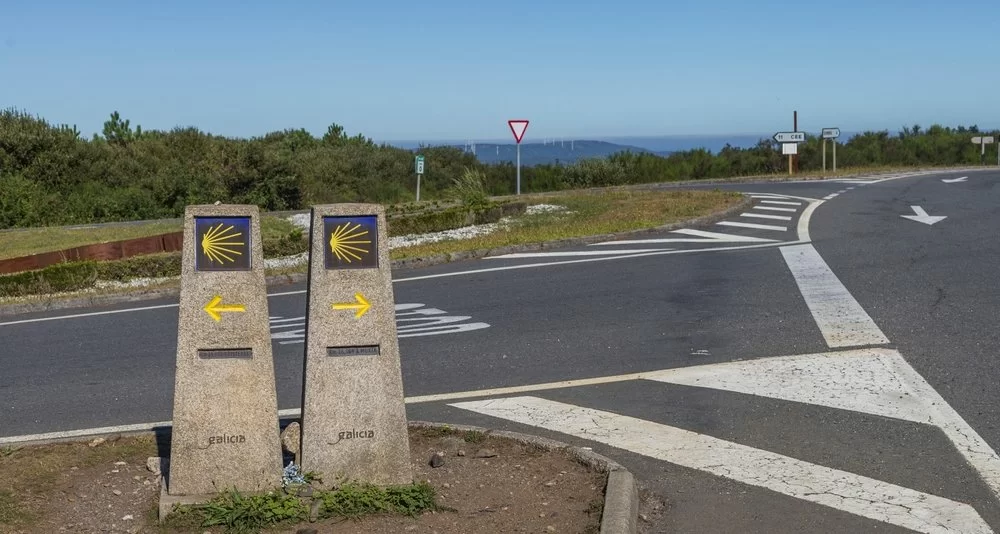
[508,120,529,144]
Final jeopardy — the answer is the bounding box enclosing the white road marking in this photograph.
[740,212,792,221]
[795,199,823,242]
[838,190,848,194]
[716,221,787,232]
[0,303,180,327]
[749,194,790,199]
[942,177,968,184]
[901,206,947,226]
[590,228,776,245]
[645,348,936,425]
[269,303,491,343]
[0,239,811,328]
[752,206,798,213]
[823,194,839,200]
[450,396,992,534]
[391,241,808,283]
[847,187,856,190]
[0,369,666,445]
[486,249,672,259]
[0,192,825,327]
[780,244,889,347]
[645,347,1000,503]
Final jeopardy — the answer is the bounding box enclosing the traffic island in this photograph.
[0,423,638,533]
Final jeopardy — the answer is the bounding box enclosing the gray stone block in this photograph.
[168,204,282,495]
[300,204,411,485]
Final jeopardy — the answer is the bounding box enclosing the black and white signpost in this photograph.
[822,128,841,173]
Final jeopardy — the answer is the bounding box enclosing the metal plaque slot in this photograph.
[198,348,253,360]
[327,345,380,357]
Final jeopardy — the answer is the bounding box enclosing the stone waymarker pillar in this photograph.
[300,204,412,485]
[169,205,282,496]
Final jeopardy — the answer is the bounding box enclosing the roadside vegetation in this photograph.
[391,189,742,260]
[1,108,995,230]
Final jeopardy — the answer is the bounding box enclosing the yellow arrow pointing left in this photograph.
[204,295,246,322]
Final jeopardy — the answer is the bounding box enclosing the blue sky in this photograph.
[1,0,996,143]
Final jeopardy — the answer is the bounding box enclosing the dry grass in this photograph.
[390,189,742,260]
[0,437,158,529]
[0,216,303,261]
[0,221,183,260]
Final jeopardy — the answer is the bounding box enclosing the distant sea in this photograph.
[384,134,773,154]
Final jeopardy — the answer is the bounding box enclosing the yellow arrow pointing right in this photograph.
[332,292,371,319]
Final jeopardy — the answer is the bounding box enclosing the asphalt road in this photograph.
[2,169,998,533]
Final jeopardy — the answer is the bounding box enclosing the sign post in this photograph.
[508,120,529,195]
[773,130,805,176]
[971,136,996,165]
[299,204,411,485]
[168,205,282,497]
[414,155,424,202]
[822,128,841,173]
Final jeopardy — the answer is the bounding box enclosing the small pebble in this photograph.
[122,515,133,521]
[546,526,556,532]
[442,483,451,488]
[640,513,650,522]
[457,449,466,457]
[112,490,122,496]
[114,461,127,467]
[544,481,556,487]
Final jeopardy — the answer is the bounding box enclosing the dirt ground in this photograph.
[0,428,606,533]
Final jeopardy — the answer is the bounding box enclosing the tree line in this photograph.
[0,108,995,229]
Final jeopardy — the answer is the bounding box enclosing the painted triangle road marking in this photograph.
[644,347,1000,506]
[644,348,930,424]
[451,396,992,534]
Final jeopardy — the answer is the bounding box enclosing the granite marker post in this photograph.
[300,204,411,485]
[168,205,282,496]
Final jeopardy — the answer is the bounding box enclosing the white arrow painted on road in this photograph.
[942,176,968,183]
[901,206,947,225]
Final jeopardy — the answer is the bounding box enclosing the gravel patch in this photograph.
[264,251,308,269]
[525,204,568,215]
[94,277,178,290]
[287,213,311,230]
[388,221,507,249]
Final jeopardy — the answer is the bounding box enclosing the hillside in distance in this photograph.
[443,140,664,166]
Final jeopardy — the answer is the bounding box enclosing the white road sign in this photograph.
[971,136,995,144]
[782,143,798,155]
[774,131,806,143]
[821,128,841,139]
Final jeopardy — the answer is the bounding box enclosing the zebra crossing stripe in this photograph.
[451,396,991,534]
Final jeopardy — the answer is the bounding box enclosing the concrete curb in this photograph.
[0,195,751,317]
[408,421,638,534]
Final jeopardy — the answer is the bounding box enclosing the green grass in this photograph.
[390,189,743,260]
[165,481,438,533]
[0,215,304,262]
